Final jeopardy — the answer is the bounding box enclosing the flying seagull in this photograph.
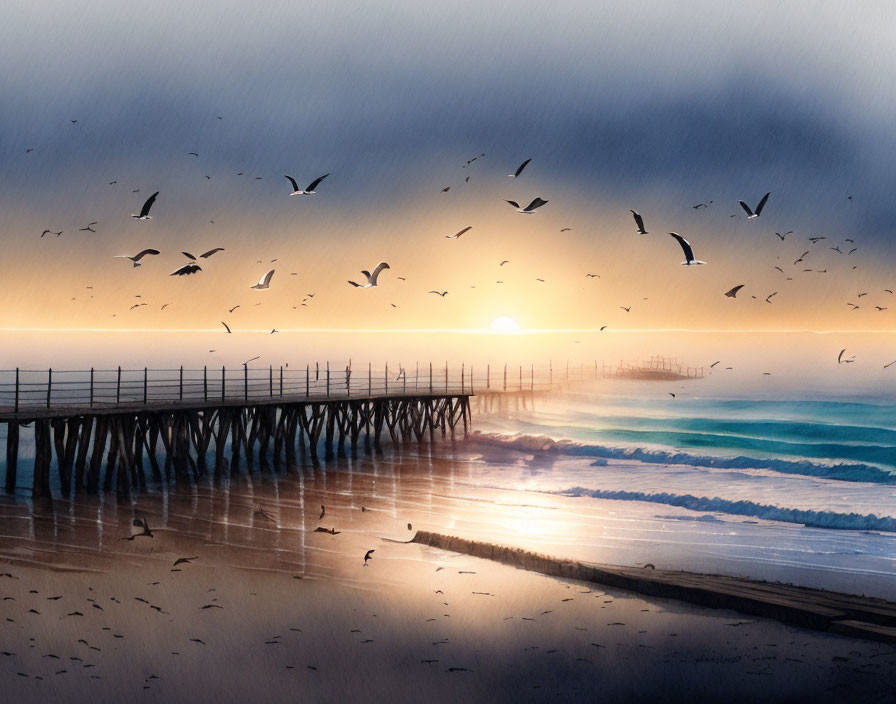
[251,270,275,290]
[131,192,159,220]
[429,290,448,297]
[724,285,744,298]
[170,263,201,276]
[221,321,232,334]
[200,248,225,258]
[507,158,532,178]
[284,174,329,195]
[669,233,706,265]
[348,263,390,288]
[630,210,647,234]
[363,549,375,566]
[114,249,160,267]
[79,222,98,232]
[738,192,770,219]
[445,227,471,239]
[506,197,548,214]
[837,349,855,364]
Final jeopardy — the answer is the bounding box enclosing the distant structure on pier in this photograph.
[601,356,703,381]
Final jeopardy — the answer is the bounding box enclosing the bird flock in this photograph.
[22,126,892,372]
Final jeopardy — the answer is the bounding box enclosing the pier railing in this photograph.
[0,359,647,414]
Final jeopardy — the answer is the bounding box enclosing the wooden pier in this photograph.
[0,363,473,500]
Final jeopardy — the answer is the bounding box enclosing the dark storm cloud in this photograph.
[2,2,895,247]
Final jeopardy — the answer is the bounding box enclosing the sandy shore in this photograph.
[1,455,895,702]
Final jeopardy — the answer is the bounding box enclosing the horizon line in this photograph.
[1,327,895,335]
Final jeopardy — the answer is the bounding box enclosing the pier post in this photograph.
[14,368,18,413]
[325,405,335,459]
[385,362,389,394]
[222,366,226,401]
[445,362,448,393]
[244,364,248,402]
[503,364,507,392]
[461,363,465,394]
[47,368,52,408]
[179,366,183,401]
[326,362,330,398]
[429,363,433,393]
[5,422,18,493]
[487,364,490,390]
[280,366,283,397]
[33,420,52,499]
[203,366,208,402]
[144,367,149,404]
[116,366,121,405]
[90,368,94,408]
[368,363,372,395]
[306,365,310,397]
[269,365,273,398]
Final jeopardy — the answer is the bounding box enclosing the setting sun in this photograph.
[490,316,521,334]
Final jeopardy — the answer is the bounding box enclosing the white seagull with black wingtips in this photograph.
[669,233,706,265]
[284,174,329,195]
[348,263,390,288]
[251,270,275,290]
[506,197,548,214]
[131,192,159,220]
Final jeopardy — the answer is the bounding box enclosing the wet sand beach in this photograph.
[2,450,895,703]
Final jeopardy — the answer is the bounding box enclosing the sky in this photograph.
[2,1,896,342]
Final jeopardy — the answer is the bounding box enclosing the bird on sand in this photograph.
[738,192,770,218]
[131,192,159,220]
[114,249,160,267]
[630,210,647,234]
[669,233,706,265]
[319,505,325,520]
[170,263,201,276]
[507,158,532,178]
[724,285,744,298]
[123,517,153,540]
[313,527,340,535]
[348,263,390,288]
[445,226,471,239]
[284,174,329,195]
[221,322,232,334]
[251,270,275,290]
[506,197,548,214]
[173,557,198,567]
[363,549,375,566]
